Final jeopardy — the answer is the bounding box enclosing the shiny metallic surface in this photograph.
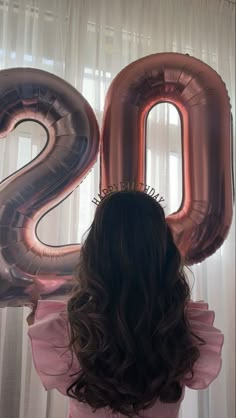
[100,53,233,265]
[0,68,100,307]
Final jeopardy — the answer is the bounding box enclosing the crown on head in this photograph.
[92,181,165,206]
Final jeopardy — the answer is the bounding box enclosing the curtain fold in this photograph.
[0,1,235,417]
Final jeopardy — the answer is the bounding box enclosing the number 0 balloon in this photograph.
[0,53,233,307]
[101,53,233,265]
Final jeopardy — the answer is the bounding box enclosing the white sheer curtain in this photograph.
[0,1,235,417]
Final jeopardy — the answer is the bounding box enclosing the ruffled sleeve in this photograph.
[183,301,224,389]
[28,300,80,395]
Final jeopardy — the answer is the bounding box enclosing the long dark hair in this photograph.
[67,191,202,416]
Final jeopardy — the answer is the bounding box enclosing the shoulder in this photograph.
[28,300,80,394]
[183,301,224,389]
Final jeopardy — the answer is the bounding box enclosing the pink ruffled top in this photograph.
[28,301,223,418]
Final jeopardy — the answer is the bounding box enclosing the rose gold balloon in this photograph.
[100,53,233,265]
[0,68,99,307]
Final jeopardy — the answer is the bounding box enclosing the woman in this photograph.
[28,190,223,417]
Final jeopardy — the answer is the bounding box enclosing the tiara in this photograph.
[92,181,165,206]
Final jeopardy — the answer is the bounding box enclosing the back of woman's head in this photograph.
[67,191,200,416]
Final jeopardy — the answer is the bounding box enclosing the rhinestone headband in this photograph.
[92,181,165,206]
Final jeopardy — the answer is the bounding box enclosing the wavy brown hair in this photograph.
[67,190,203,416]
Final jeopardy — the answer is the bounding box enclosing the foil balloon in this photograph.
[0,68,99,307]
[100,53,233,264]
